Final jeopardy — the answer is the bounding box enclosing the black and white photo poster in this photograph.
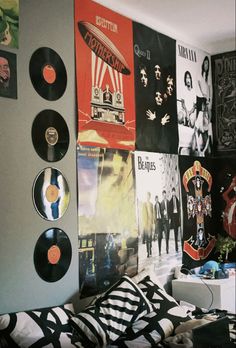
[133,22,178,154]
[177,42,213,157]
[135,151,182,272]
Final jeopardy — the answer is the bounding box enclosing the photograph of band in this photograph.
[134,151,182,273]
[177,41,213,157]
[133,22,178,154]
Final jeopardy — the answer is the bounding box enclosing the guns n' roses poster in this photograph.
[133,22,178,153]
[135,151,181,269]
[211,51,236,155]
[74,0,135,150]
[177,41,213,157]
[77,145,137,297]
[179,157,217,269]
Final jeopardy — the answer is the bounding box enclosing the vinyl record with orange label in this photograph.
[34,228,72,282]
[29,47,67,100]
[32,167,70,221]
[31,109,69,162]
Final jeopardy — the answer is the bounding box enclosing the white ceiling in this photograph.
[94,0,236,54]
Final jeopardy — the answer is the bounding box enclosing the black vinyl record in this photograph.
[33,167,70,221]
[32,109,69,162]
[29,47,67,101]
[34,228,72,282]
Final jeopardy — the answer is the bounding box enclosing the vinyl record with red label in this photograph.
[32,167,70,221]
[34,228,72,282]
[32,109,69,162]
[29,47,67,100]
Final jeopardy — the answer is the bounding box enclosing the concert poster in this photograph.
[179,156,217,270]
[77,145,138,297]
[211,51,236,155]
[0,0,19,48]
[213,157,236,246]
[134,151,182,272]
[176,41,213,157]
[133,22,178,154]
[74,0,135,150]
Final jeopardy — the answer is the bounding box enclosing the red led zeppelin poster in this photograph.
[74,0,135,150]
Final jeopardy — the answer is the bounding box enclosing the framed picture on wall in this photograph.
[0,49,17,99]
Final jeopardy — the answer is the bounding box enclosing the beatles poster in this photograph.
[177,41,213,157]
[179,156,217,270]
[77,145,137,297]
[74,0,135,150]
[0,0,19,48]
[134,151,182,272]
[0,49,17,98]
[211,51,236,155]
[133,22,178,153]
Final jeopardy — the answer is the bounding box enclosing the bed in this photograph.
[0,269,235,347]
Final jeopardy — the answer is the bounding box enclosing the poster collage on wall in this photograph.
[74,0,236,297]
[0,0,19,99]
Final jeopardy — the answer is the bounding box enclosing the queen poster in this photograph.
[179,156,217,269]
[133,22,178,153]
[74,0,135,150]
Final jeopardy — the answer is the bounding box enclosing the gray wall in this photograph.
[0,0,79,314]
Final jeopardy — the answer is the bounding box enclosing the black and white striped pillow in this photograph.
[0,303,83,348]
[114,276,191,347]
[69,275,154,347]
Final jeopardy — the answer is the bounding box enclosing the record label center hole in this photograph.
[46,184,59,203]
[47,245,61,264]
[45,127,59,146]
[42,64,56,84]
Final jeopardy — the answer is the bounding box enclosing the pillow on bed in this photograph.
[114,276,191,347]
[0,303,81,348]
[69,275,154,347]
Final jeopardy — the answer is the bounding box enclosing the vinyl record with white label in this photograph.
[32,167,70,221]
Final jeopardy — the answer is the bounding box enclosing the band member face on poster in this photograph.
[184,71,193,90]
[155,91,163,106]
[139,65,148,87]
[166,75,174,96]
[196,227,205,247]
[202,56,210,79]
[154,64,161,80]
[0,56,10,88]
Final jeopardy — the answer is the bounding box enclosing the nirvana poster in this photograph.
[176,41,213,157]
[211,51,236,155]
[179,156,217,269]
[134,151,182,271]
[77,145,137,297]
[74,0,135,150]
[133,22,178,153]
